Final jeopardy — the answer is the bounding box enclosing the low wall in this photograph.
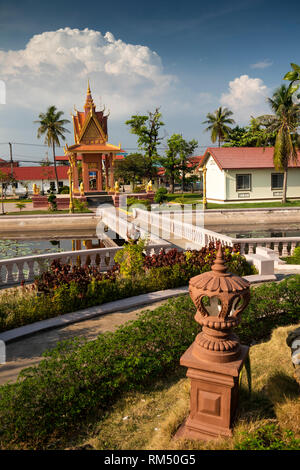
[0,214,100,232]
[32,195,87,209]
[112,192,155,208]
[203,207,300,225]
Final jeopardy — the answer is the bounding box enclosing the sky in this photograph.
[0,0,300,164]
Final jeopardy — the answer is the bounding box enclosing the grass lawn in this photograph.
[66,323,300,451]
[0,209,92,216]
[165,193,300,209]
[1,199,32,203]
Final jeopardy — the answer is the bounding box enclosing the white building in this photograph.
[197,147,300,203]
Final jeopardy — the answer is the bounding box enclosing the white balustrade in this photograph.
[0,242,174,288]
[132,207,300,258]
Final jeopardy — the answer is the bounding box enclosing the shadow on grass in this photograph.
[237,370,299,425]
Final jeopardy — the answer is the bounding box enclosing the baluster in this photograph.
[281,242,289,257]
[249,243,256,254]
[239,243,246,255]
[100,253,108,271]
[6,263,15,284]
[290,242,297,256]
[16,261,25,282]
[26,260,35,281]
[273,242,280,255]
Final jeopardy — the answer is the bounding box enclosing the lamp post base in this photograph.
[174,343,249,442]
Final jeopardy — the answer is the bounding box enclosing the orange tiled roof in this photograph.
[200,147,300,170]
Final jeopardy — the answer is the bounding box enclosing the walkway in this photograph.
[0,299,170,386]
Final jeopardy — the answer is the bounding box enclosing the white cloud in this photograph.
[0,27,176,118]
[250,59,273,69]
[220,74,270,123]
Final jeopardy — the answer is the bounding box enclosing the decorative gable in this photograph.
[79,113,107,144]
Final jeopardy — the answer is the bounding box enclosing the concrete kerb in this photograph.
[0,274,278,345]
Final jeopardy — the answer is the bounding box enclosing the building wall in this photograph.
[205,155,226,201]
[225,168,300,202]
[8,178,69,195]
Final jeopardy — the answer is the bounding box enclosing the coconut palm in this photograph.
[34,106,70,191]
[283,62,300,95]
[202,107,235,147]
[256,85,300,204]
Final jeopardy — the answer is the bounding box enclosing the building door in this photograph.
[88,171,97,190]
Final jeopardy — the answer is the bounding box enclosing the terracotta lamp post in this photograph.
[175,244,251,441]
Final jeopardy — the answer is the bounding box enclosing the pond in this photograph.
[0,229,124,260]
[207,223,300,239]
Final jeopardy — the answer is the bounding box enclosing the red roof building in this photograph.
[197,147,300,203]
[1,165,69,195]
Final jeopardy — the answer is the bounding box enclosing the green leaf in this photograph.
[291,63,300,72]
[283,71,298,81]
[289,84,300,95]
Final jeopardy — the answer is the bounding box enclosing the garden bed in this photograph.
[0,243,256,333]
[0,277,299,449]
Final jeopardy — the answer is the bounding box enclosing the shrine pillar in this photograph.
[109,153,114,188]
[73,158,80,194]
[82,155,89,192]
[105,154,109,190]
[99,153,103,191]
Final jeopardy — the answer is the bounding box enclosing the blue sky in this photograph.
[0,0,299,163]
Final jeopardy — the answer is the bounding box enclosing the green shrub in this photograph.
[58,186,69,194]
[0,296,198,448]
[73,198,89,212]
[127,197,151,211]
[235,424,300,450]
[154,187,168,204]
[283,245,300,264]
[236,275,300,344]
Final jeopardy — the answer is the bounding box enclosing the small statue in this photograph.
[80,182,84,196]
[114,181,120,193]
[33,183,40,195]
[146,180,153,192]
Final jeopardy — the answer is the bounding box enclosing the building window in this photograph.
[50,181,56,191]
[58,181,64,188]
[236,174,251,191]
[271,173,284,190]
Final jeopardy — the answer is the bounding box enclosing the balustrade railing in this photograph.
[133,208,300,257]
[0,243,173,288]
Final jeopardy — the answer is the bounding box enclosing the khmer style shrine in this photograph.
[64,82,123,195]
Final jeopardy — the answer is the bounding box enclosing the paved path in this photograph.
[0,299,169,386]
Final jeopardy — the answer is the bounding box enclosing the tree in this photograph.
[223,119,276,147]
[114,153,148,189]
[178,138,198,193]
[159,134,198,193]
[34,106,70,191]
[16,202,26,212]
[0,170,15,214]
[256,84,300,204]
[125,108,165,179]
[159,134,182,193]
[283,62,300,96]
[202,107,235,147]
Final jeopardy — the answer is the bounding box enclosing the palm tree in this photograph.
[283,62,300,95]
[202,107,235,147]
[34,106,70,191]
[257,85,300,204]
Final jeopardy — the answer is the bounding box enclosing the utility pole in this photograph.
[8,142,13,176]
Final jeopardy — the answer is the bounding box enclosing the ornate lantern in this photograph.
[189,244,250,363]
[175,244,251,441]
